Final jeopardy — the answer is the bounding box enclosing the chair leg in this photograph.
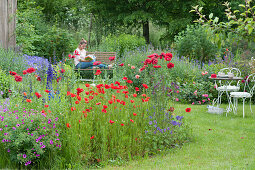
[250,98,253,113]
[243,98,245,118]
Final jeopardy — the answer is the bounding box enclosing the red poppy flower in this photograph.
[125,95,128,98]
[59,69,65,73]
[71,107,76,111]
[75,101,79,104]
[121,123,124,126]
[164,56,172,61]
[133,94,137,97]
[119,63,124,67]
[35,92,42,99]
[167,62,174,69]
[9,71,17,76]
[45,105,49,107]
[96,102,101,105]
[126,80,133,83]
[85,84,90,87]
[109,120,114,124]
[93,61,102,66]
[130,100,134,103]
[211,74,217,78]
[71,93,76,97]
[57,77,61,82]
[103,105,108,109]
[130,119,134,123]
[168,107,175,112]
[22,70,27,75]
[133,113,137,116]
[45,90,50,93]
[109,56,115,61]
[26,99,32,103]
[26,67,36,73]
[105,84,110,89]
[108,100,113,104]
[66,123,71,128]
[36,76,41,81]
[142,84,149,89]
[122,77,128,80]
[139,67,146,72]
[151,58,158,65]
[77,95,81,101]
[95,69,101,75]
[185,108,191,112]
[153,65,162,68]
[142,94,146,97]
[90,136,95,139]
[14,75,22,82]
[74,50,80,55]
[102,109,107,113]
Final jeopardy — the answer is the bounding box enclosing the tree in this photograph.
[84,0,198,44]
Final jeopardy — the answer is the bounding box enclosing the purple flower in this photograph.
[40,142,43,145]
[50,140,53,144]
[16,124,20,127]
[12,127,16,130]
[171,121,178,126]
[23,154,26,158]
[41,145,46,148]
[31,120,33,123]
[149,121,152,125]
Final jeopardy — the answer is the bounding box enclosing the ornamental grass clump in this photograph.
[0,107,61,166]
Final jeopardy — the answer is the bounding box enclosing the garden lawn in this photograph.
[103,103,255,169]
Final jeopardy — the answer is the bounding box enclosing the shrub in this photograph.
[35,26,76,61]
[99,34,146,57]
[174,24,218,64]
[0,107,62,166]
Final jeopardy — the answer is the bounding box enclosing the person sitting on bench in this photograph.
[74,38,113,69]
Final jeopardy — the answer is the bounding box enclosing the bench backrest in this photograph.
[87,52,116,64]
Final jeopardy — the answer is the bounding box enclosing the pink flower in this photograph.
[131,66,135,69]
[202,100,205,103]
[175,98,179,101]
[202,94,208,97]
[192,102,195,105]
[208,98,210,101]
[128,64,130,66]
[198,101,201,104]
[194,90,197,96]
[135,75,140,79]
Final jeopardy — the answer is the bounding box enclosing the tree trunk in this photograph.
[143,20,149,44]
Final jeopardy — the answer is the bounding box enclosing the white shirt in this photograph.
[74,48,87,66]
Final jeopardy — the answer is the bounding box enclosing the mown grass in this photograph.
[103,103,255,169]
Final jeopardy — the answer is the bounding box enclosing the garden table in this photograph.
[209,76,243,116]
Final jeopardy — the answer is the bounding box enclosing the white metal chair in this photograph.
[230,73,255,118]
[215,68,241,110]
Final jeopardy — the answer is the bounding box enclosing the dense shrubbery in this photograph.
[174,25,218,64]
[99,34,146,57]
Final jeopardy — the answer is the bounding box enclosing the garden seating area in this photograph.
[0,0,255,169]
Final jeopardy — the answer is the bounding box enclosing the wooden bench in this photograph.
[74,51,116,81]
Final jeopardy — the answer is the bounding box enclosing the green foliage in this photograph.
[0,106,62,166]
[174,25,218,63]
[99,34,146,57]
[191,0,255,60]
[16,0,76,59]
[0,68,11,98]
[35,25,76,60]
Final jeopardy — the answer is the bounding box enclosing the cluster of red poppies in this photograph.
[138,53,175,72]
